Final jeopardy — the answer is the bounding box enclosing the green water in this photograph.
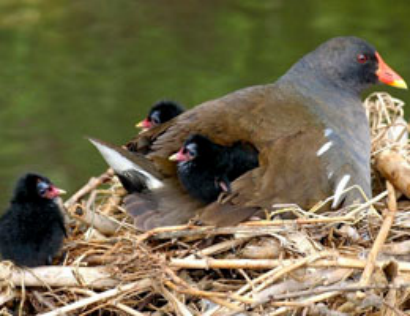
[0,0,409,208]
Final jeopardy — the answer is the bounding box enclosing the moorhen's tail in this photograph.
[89,137,164,192]
[88,138,202,231]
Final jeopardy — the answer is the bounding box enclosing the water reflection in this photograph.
[0,0,409,207]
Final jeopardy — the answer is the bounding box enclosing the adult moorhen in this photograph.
[169,134,259,204]
[121,36,407,228]
[0,173,66,267]
[136,100,185,132]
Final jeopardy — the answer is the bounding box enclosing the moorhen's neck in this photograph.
[275,56,370,136]
[278,56,367,98]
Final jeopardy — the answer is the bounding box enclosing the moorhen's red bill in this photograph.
[0,173,66,267]
[136,100,185,132]
[122,36,407,229]
[169,134,259,204]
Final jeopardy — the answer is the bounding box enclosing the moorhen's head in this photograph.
[291,36,407,95]
[136,100,185,132]
[12,173,66,203]
[169,134,216,163]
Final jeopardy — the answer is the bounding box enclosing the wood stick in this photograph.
[0,265,118,289]
[64,170,114,209]
[111,301,146,316]
[360,181,399,285]
[165,280,245,311]
[165,267,252,305]
[241,216,355,227]
[153,226,284,239]
[252,252,329,294]
[192,237,250,258]
[220,268,352,316]
[0,290,16,306]
[38,279,152,316]
[170,257,410,272]
[69,287,146,316]
[268,292,340,316]
[206,254,328,315]
[161,285,194,316]
[267,283,409,301]
[67,204,121,236]
[382,271,402,316]
[375,150,410,198]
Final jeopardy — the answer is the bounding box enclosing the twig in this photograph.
[112,301,146,316]
[1,265,119,289]
[268,292,340,316]
[32,291,57,313]
[170,256,410,272]
[67,204,121,236]
[241,216,355,226]
[375,150,410,198]
[360,181,398,285]
[0,288,16,306]
[268,283,409,300]
[383,301,408,316]
[153,226,283,239]
[64,170,114,209]
[161,285,193,316]
[38,279,152,316]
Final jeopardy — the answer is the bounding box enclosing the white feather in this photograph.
[316,141,333,156]
[89,139,164,189]
[324,128,333,137]
[332,174,351,208]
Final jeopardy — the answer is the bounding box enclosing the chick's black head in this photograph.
[148,100,185,126]
[12,173,62,203]
[170,134,218,163]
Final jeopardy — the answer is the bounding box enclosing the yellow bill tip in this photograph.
[389,79,408,90]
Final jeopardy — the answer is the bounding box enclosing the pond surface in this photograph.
[0,0,409,208]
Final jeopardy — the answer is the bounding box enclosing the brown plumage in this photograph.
[123,36,406,229]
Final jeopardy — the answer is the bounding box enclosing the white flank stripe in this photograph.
[332,174,351,208]
[316,141,333,156]
[324,128,333,137]
[90,140,164,190]
[327,171,333,179]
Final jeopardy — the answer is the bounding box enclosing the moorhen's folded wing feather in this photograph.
[124,180,203,231]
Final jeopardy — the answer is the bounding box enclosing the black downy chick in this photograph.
[136,100,185,132]
[169,134,259,204]
[0,173,66,267]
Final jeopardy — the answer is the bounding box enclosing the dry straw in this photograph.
[0,92,409,315]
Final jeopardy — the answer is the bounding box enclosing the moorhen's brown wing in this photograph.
[126,84,339,227]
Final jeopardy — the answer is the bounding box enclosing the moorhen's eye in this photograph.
[356,54,368,64]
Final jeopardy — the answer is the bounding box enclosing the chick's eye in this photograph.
[36,181,49,196]
[357,54,368,64]
[150,112,161,125]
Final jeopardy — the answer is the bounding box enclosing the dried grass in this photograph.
[0,92,409,315]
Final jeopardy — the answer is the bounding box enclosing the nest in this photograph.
[0,92,409,316]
